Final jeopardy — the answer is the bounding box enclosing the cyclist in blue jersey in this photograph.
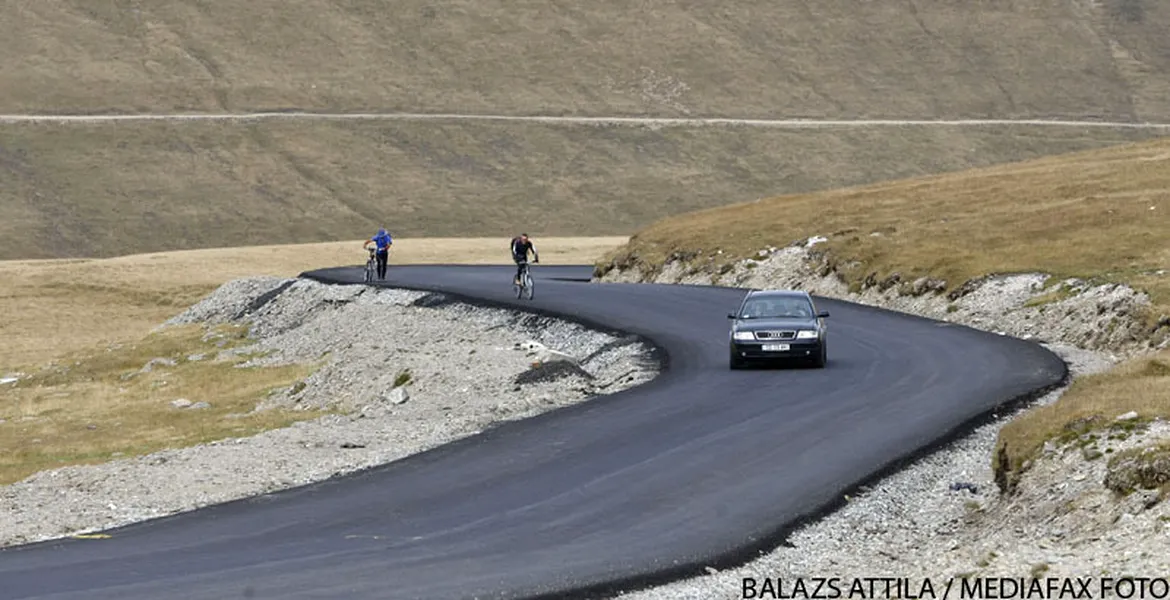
[363,227,394,280]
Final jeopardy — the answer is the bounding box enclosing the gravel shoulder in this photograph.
[0,277,659,548]
[601,245,1170,598]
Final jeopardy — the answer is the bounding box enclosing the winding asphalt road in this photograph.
[0,265,1066,600]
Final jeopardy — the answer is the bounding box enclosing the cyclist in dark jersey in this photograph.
[510,233,539,284]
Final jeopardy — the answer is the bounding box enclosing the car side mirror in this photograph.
[817,311,830,318]
[727,313,737,319]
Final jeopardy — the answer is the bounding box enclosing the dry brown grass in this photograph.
[0,236,621,484]
[994,349,1170,493]
[4,0,1170,121]
[598,137,1170,493]
[2,119,1162,260]
[599,137,1170,326]
[0,324,320,485]
[0,236,625,370]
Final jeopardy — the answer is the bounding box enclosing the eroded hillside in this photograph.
[4,0,1170,120]
[2,120,1162,259]
[3,0,1170,258]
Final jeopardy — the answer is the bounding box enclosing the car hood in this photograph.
[733,317,818,331]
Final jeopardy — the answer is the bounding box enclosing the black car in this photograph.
[727,289,829,369]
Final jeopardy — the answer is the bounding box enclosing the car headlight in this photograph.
[796,330,819,340]
[732,331,755,341]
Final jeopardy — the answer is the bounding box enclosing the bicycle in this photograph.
[513,261,534,300]
[364,247,378,283]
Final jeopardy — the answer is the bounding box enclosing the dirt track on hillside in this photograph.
[3,112,1170,128]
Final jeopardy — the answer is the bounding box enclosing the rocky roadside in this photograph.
[0,277,659,548]
[600,242,1166,358]
[599,241,1170,598]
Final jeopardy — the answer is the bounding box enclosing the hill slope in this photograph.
[1,120,1161,259]
[3,1,1170,258]
[4,0,1170,120]
[596,136,1170,330]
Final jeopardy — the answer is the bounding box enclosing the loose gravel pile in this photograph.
[0,278,659,547]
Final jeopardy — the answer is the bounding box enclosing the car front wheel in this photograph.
[810,344,827,369]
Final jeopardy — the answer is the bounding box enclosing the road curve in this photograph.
[0,265,1066,600]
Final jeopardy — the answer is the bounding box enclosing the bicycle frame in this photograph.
[364,248,379,282]
[514,261,534,299]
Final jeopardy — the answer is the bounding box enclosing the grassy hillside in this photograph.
[597,137,1170,326]
[0,120,1161,259]
[3,0,1170,120]
[596,136,1170,489]
[4,0,1170,259]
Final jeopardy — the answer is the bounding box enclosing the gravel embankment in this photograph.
[0,277,659,547]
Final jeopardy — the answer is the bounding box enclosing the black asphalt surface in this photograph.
[0,265,1067,600]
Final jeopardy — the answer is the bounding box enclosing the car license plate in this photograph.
[762,343,790,352]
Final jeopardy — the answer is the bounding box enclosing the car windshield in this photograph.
[739,296,814,319]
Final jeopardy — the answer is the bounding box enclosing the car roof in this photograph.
[745,289,812,299]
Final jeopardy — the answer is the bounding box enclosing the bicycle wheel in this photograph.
[364,260,374,283]
[523,271,534,300]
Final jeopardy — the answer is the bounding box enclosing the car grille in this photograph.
[754,330,797,340]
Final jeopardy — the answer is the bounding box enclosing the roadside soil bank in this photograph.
[597,242,1169,597]
[0,277,659,547]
